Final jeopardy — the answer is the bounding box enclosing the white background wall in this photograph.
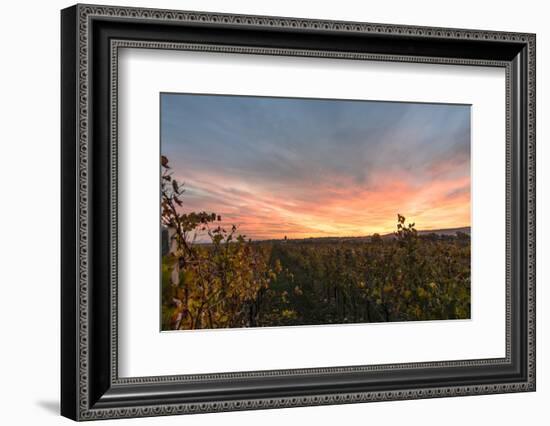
[0,0,547,424]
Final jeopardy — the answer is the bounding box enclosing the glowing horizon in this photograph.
[161,94,470,241]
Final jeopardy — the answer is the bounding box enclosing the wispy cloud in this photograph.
[162,94,470,240]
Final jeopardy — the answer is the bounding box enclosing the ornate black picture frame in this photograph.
[61,4,536,421]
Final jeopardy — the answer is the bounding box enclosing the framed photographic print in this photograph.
[61,4,536,421]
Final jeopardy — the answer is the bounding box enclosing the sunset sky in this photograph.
[161,93,470,241]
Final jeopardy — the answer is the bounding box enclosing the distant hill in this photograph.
[252,226,471,244]
[414,226,470,236]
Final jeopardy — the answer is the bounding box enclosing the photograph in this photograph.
[58,3,536,420]
[57,0,540,418]
[160,93,472,331]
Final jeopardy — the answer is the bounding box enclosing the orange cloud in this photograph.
[174,167,470,241]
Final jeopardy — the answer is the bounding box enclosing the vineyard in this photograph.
[161,157,471,331]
